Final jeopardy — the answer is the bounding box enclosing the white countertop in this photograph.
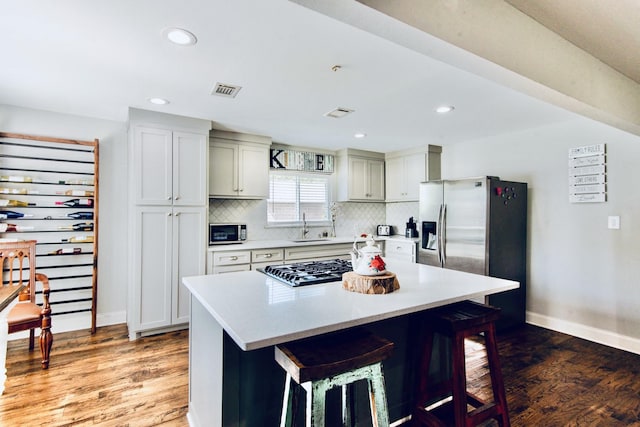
[207,235,418,252]
[183,260,518,351]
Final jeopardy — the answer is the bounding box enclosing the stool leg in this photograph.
[306,380,329,427]
[280,373,299,427]
[342,384,355,427]
[368,363,390,427]
[451,332,467,427]
[484,324,510,427]
[412,328,435,425]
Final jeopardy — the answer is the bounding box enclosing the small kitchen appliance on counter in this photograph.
[376,225,392,236]
[405,217,418,238]
[209,223,246,245]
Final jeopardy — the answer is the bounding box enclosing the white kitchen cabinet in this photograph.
[252,248,284,264]
[337,149,385,202]
[128,109,210,340]
[383,238,417,263]
[207,249,252,274]
[130,206,206,335]
[133,126,207,206]
[385,146,442,202]
[208,243,352,274]
[209,130,271,199]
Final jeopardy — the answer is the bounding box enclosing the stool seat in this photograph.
[413,300,510,427]
[275,328,394,383]
[276,328,393,427]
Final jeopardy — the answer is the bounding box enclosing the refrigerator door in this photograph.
[442,178,487,274]
[418,181,443,267]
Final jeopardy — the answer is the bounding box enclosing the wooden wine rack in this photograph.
[0,132,99,333]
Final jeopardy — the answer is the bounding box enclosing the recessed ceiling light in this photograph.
[164,28,197,46]
[435,105,455,114]
[354,133,367,139]
[148,97,169,105]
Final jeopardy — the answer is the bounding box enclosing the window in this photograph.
[267,171,331,224]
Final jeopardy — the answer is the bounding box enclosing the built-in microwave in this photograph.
[209,223,247,245]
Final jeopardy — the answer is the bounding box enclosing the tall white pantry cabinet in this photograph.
[127,109,210,340]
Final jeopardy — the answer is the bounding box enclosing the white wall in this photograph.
[0,104,129,332]
[442,117,640,352]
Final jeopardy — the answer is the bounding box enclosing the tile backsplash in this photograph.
[209,199,419,240]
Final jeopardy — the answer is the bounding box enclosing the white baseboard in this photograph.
[527,311,640,355]
[96,310,127,328]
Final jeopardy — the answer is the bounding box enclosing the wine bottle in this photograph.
[66,212,94,220]
[55,198,93,207]
[0,199,34,207]
[5,224,35,232]
[58,190,95,197]
[0,211,33,219]
[62,235,94,243]
[49,247,82,255]
[0,175,32,183]
[58,222,94,231]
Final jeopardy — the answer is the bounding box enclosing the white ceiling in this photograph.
[505,0,640,85]
[1,0,622,152]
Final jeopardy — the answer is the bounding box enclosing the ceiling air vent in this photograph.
[324,107,354,118]
[211,83,242,98]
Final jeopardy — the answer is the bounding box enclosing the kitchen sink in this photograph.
[289,238,330,243]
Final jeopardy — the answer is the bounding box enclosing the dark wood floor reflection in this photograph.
[465,324,640,427]
[1,323,638,426]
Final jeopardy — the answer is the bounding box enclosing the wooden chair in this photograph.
[1,240,53,369]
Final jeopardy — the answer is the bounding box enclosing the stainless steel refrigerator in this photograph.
[419,176,527,330]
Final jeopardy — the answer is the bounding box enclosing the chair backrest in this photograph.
[0,240,37,303]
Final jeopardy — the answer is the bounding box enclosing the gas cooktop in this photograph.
[258,259,353,287]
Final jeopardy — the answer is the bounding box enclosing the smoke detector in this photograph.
[323,107,354,118]
[211,83,242,98]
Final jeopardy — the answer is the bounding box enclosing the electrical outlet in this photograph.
[608,216,620,229]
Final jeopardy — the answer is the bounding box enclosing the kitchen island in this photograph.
[183,260,518,426]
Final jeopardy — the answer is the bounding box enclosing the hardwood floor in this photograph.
[0,325,189,427]
[0,323,639,426]
[466,324,640,427]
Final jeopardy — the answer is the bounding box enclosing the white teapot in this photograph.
[351,235,386,276]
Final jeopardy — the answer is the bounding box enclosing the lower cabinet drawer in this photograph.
[383,240,416,262]
[252,248,284,263]
[212,250,252,266]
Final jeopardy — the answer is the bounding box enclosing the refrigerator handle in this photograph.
[441,204,447,266]
[437,203,444,265]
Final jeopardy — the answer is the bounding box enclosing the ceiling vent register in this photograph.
[211,83,242,98]
[323,107,354,118]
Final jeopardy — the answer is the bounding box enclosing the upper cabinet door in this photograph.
[209,141,238,197]
[173,131,207,206]
[133,127,173,205]
[367,159,385,201]
[347,157,368,200]
[238,144,269,198]
[404,154,426,200]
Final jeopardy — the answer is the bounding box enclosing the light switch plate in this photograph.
[608,216,620,229]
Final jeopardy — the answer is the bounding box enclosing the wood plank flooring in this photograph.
[0,325,189,426]
[0,323,639,426]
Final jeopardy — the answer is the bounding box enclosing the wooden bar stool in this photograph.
[275,328,394,427]
[413,300,510,427]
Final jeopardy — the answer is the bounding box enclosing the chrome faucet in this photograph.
[301,212,309,239]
